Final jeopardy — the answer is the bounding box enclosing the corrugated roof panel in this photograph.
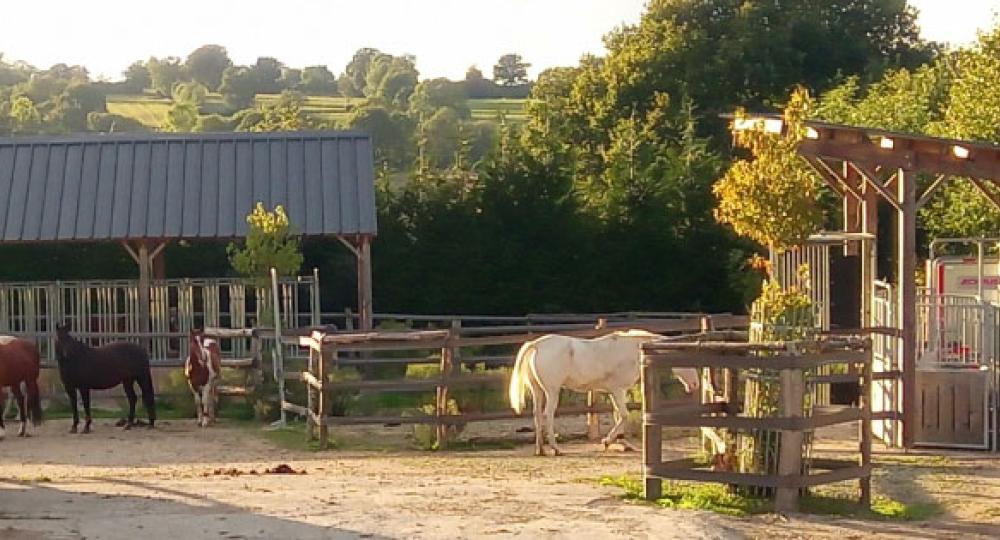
[198,141,219,238]
[6,146,34,241]
[320,139,340,234]
[40,145,67,240]
[128,143,151,238]
[22,145,50,241]
[0,131,376,242]
[93,144,118,239]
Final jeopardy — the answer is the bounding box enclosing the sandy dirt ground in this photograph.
[1,417,999,540]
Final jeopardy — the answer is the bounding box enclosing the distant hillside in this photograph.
[106,93,527,130]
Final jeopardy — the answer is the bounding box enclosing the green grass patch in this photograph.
[599,474,941,520]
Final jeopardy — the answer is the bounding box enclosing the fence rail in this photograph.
[280,314,749,449]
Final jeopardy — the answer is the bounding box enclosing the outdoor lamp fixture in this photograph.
[952,145,971,159]
[805,127,820,140]
[879,137,895,150]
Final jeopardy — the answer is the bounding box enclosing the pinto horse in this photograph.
[54,323,156,433]
[185,329,222,427]
[509,329,701,456]
[0,337,43,439]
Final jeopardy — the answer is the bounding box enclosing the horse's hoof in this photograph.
[69,426,77,434]
[552,448,563,457]
[82,425,91,434]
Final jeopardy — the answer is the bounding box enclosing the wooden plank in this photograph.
[646,407,860,431]
[643,350,869,370]
[642,358,662,500]
[301,371,323,391]
[776,368,805,513]
[202,327,256,338]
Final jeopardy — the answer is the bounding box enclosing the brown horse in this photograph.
[0,336,43,439]
[185,329,221,427]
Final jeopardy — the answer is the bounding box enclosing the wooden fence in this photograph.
[281,314,749,449]
[640,331,873,513]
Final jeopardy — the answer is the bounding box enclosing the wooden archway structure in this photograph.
[732,114,1000,449]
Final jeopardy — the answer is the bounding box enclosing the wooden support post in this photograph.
[318,345,329,450]
[642,356,662,500]
[843,162,862,256]
[270,268,287,426]
[775,367,805,513]
[587,318,608,441]
[859,356,872,507]
[898,169,917,449]
[435,320,458,448]
[306,345,317,440]
[137,242,151,349]
[357,235,374,331]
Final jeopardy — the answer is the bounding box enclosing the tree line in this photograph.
[0,1,947,316]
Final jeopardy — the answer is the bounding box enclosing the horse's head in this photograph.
[189,329,205,361]
[54,322,81,362]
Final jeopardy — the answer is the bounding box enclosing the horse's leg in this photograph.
[11,385,27,437]
[80,389,92,434]
[603,389,633,451]
[529,379,544,456]
[191,383,204,427]
[66,386,79,434]
[542,387,561,456]
[122,380,138,430]
[139,371,156,429]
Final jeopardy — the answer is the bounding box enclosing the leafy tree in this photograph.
[228,203,304,287]
[237,91,311,132]
[250,57,284,94]
[48,83,107,132]
[342,47,381,97]
[121,61,151,93]
[185,44,232,91]
[299,65,337,95]
[364,54,419,109]
[714,88,823,250]
[420,107,462,168]
[279,67,301,90]
[410,78,469,118]
[166,101,198,132]
[87,112,148,132]
[0,54,31,87]
[345,105,415,169]
[493,54,530,86]
[8,95,41,134]
[171,81,208,107]
[219,66,257,111]
[194,113,235,132]
[147,56,188,97]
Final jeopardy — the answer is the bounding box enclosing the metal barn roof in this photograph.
[0,131,377,242]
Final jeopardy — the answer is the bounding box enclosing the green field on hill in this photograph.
[106,94,527,130]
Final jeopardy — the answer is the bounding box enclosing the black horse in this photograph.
[54,323,156,433]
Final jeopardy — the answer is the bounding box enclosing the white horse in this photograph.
[508,329,701,456]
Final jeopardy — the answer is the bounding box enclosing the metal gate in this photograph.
[915,290,997,450]
[872,280,902,447]
[0,276,321,366]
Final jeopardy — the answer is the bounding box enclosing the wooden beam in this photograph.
[970,177,1000,211]
[803,156,845,197]
[916,174,949,209]
[121,242,140,264]
[336,236,361,258]
[357,235,374,331]
[850,162,901,211]
[800,138,1000,182]
[818,157,863,201]
[898,169,917,449]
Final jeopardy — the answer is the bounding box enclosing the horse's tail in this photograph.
[509,342,536,414]
[25,379,42,426]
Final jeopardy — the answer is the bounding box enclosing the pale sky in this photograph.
[0,0,997,81]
